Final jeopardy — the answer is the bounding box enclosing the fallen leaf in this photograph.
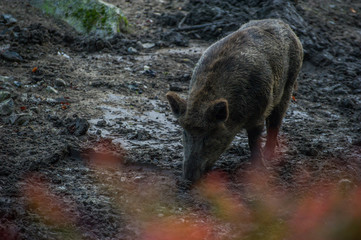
[32,67,38,73]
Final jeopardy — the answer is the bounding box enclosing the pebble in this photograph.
[0,98,14,116]
[20,93,28,102]
[0,91,11,102]
[0,50,23,62]
[96,119,107,127]
[143,69,156,78]
[9,113,31,126]
[338,179,355,193]
[127,47,137,54]
[127,84,139,92]
[141,42,155,49]
[1,14,17,26]
[46,86,58,94]
[45,98,57,104]
[30,106,39,113]
[169,85,183,92]
[13,81,22,88]
[29,95,42,104]
[54,78,67,87]
[0,76,11,82]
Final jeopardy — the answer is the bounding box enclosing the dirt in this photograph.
[0,0,361,239]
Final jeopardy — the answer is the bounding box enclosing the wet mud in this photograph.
[0,0,361,239]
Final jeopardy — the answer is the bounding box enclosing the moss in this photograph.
[31,0,128,36]
[72,7,103,33]
[117,14,129,33]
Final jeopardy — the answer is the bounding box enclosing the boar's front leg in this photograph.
[247,124,264,167]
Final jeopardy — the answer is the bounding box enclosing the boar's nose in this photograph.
[183,168,202,183]
[182,157,205,183]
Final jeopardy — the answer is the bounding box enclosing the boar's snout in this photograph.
[182,156,206,183]
[182,133,207,183]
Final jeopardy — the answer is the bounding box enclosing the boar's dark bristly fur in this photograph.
[167,19,303,183]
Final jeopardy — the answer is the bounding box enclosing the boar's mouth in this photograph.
[183,157,203,183]
[182,130,219,183]
[182,144,215,183]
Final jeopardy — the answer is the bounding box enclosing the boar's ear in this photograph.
[166,91,187,118]
[207,99,229,122]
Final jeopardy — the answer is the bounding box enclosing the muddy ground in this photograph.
[0,0,361,239]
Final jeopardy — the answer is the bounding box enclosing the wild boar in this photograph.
[166,19,303,182]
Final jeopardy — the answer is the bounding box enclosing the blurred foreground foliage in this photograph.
[20,147,361,240]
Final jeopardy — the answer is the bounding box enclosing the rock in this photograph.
[338,179,356,193]
[339,98,356,109]
[169,85,183,92]
[156,12,185,27]
[127,84,140,92]
[96,119,107,127]
[31,0,128,37]
[55,97,70,103]
[54,78,67,87]
[8,113,32,126]
[141,42,155,49]
[30,106,39,113]
[0,76,12,82]
[66,118,90,136]
[31,75,43,83]
[1,14,17,26]
[46,86,58,94]
[0,91,11,102]
[13,81,22,88]
[162,31,189,47]
[143,69,156,78]
[20,93,28,102]
[0,50,23,62]
[127,47,138,54]
[29,95,42,104]
[0,98,14,116]
[45,98,57,104]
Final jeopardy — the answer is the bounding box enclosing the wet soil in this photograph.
[0,0,361,239]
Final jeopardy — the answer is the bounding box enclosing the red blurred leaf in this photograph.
[142,217,214,240]
[22,175,76,226]
[20,106,26,111]
[32,67,38,73]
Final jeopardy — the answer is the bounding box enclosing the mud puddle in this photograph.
[89,93,181,149]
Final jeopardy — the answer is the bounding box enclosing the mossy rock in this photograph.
[31,0,128,37]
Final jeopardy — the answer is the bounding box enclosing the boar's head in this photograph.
[166,91,234,183]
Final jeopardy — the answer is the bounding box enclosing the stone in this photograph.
[0,91,11,102]
[0,50,23,62]
[9,113,32,126]
[1,14,17,26]
[141,42,155,49]
[0,98,14,116]
[127,47,138,54]
[46,86,58,94]
[54,78,67,87]
[30,0,128,37]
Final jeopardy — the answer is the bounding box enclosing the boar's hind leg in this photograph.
[247,124,264,166]
[264,81,297,160]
